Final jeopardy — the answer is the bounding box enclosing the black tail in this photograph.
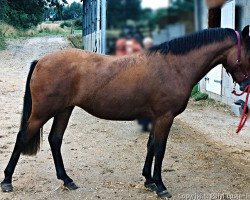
[19,60,41,155]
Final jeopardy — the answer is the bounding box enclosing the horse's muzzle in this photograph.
[239,77,250,91]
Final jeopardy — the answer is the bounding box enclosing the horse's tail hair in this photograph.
[20,60,41,155]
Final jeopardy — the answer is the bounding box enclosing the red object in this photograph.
[231,31,250,133]
[232,86,250,133]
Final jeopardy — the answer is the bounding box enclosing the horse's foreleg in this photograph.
[142,126,157,191]
[48,106,78,190]
[153,114,173,198]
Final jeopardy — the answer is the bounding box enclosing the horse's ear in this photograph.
[242,25,250,40]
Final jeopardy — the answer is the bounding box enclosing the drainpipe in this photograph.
[101,0,106,54]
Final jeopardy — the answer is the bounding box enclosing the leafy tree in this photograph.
[62,2,82,20]
[107,0,142,29]
[48,0,68,20]
[2,0,69,29]
[0,0,9,21]
[6,0,48,29]
[150,0,195,32]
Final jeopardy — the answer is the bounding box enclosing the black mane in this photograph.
[149,28,237,55]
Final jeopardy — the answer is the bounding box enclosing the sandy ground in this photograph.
[0,36,249,200]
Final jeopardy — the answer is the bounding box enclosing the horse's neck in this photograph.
[176,39,234,86]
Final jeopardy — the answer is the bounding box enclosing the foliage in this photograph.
[191,84,199,97]
[1,0,69,29]
[138,8,155,32]
[0,22,17,37]
[0,0,9,21]
[191,84,208,101]
[193,92,209,101]
[0,21,69,50]
[107,0,142,29]
[74,18,82,29]
[37,22,66,35]
[62,2,82,20]
[60,21,72,28]
[60,18,81,31]
[5,0,48,29]
[149,0,195,31]
[106,0,194,36]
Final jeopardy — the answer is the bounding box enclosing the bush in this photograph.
[191,84,199,97]
[37,23,66,34]
[0,22,17,37]
[0,22,17,50]
[193,92,208,101]
[74,18,82,29]
[190,84,208,101]
[60,21,72,28]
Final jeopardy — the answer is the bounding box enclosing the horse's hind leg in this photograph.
[48,106,78,190]
[1,116,45,192]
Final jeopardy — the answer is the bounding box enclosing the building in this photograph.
[82,0,106,54]
[197,0,250,105]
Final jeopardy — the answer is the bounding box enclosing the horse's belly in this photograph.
[79,95,148,121]
[75,66,151,120]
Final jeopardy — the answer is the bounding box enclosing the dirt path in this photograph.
[0,37,249,200]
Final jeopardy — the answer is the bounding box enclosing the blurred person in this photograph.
[137,37,154,132]
[115,38,127,56]
[125,38,142,54]
[115,26,143,56]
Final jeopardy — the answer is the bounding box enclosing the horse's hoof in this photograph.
[64,182,79,190]
[144,182,158,191]
[157,190,172,199]
[1,182,13,192]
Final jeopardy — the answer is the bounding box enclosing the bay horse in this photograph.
[2,26,250,198]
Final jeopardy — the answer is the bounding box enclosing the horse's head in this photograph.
[224,26,250,91]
